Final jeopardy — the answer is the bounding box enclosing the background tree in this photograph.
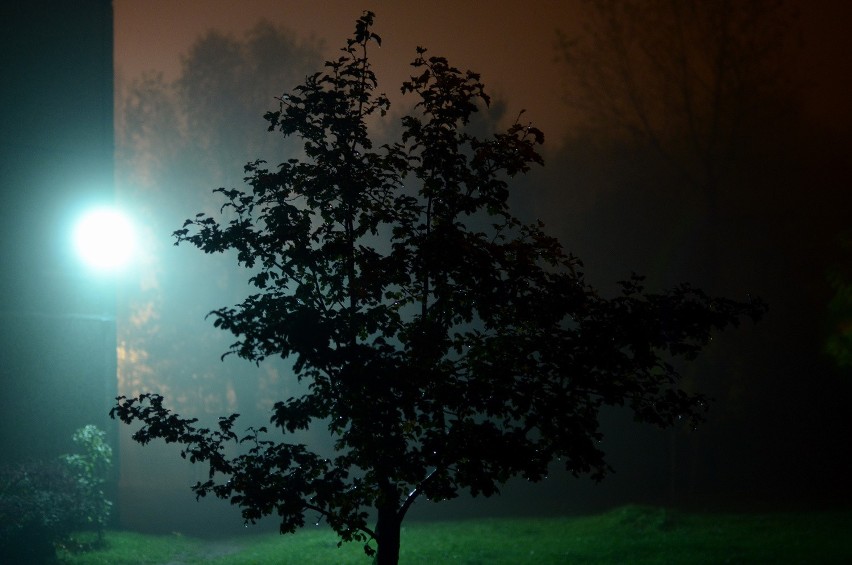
[117,21,321,416]
[551,0,852,507]
[115,23,323,525]
[557,0,798,223]
[113,13,763,564]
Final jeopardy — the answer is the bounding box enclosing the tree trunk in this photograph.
[375,504,401,565]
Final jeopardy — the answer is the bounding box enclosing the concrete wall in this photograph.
[0,1,116,462]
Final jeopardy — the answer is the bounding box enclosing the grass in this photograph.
[57,505,852,564]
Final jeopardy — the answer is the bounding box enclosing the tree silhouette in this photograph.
[112,12,764,564]
[557,0,797,218]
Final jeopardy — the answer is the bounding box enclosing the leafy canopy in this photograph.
[113,11,764,561]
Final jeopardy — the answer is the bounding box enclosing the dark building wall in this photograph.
[0,1,115,461]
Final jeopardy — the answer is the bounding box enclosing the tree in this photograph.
[115,24,323,522]
[554,0,801,504]
[117,20,321,413]
[112,12,764,564]
[557,0,798,219]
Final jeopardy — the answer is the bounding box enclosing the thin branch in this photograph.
[398,467,442,521]
[304,503,377,540]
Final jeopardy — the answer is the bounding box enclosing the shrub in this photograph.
[0,460,88,563]
[60,424,113,540]
[0,425,113,563]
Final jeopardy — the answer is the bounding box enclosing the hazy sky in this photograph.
[115,0,852,141]
[115,0,583,142]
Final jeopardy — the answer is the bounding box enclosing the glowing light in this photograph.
[73,207,136,272]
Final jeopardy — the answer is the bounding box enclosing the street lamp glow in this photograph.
[73,207,136,272]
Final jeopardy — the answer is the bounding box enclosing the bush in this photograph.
[60,424,113,540]
[0,425,113,563]
[0,460,88,563]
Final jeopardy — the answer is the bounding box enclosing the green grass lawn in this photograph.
[57,505,852,564]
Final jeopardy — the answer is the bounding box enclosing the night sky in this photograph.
[115,0,852,139]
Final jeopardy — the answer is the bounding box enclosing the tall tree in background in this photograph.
[557,0,797,221]
[551,0,852,506]
[113,13,763,564]
[117,22,321,413]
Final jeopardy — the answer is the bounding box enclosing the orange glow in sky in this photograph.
[115,0,852,141]
[114,0,587,143]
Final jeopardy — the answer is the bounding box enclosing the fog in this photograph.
[2,0,850,541]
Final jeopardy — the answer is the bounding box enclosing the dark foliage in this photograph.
[0,425,113,563]
[0,461,87,564]
[112,12,764,564]
[61,424,113,541]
